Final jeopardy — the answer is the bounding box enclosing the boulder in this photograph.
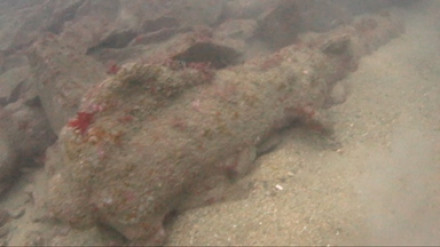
[45,13,403,245]
[27,35,106,134]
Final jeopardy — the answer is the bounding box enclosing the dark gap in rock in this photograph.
[163,209,179,227]
[7,80,24,104]
[96,222,128,245]
[86,30,138,55]
[24,96,42,108]
[172,42,241,69]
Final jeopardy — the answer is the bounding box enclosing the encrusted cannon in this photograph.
[45,13,403,245]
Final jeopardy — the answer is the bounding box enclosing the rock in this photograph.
[45,0,87,35]
[256,1,302,49]
[0,53,28,74]
[23,231,45,246]
[328,82,349,106]
[45,13,404,245]
[223,0,282,20]
[27,35,106,134]
[58,0,119,53]
[83,1,224,56]
[126,0,224,30]
[9,207,25,219]
[0,101,56,164]
[0,0,46,51]
[0,66,30,105]
[0,224,9,239]
[0,209,10,227]
[298,1,353,32]
[0,129,17,195]
[214,19,258,53]
[48,226,124,247]
[47,48,333,244]
[0,210,10,241]
[0,98,56,195]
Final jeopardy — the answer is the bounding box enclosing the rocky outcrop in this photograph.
[45,13,403,245]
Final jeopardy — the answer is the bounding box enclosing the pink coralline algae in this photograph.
[106,60,120,75]
[67,111,94,135]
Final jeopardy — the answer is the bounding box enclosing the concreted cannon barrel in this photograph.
[46,12,404,245]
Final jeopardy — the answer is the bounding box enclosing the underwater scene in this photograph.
[0,0,439,246]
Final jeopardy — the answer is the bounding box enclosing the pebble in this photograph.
[275,184,284,191]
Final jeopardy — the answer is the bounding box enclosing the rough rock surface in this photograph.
[28,35,107,134]
[1,101,56,162]
[0,54,55,196]
[0,0,232,209]
[0,130,17,195]
[45,14,403,245]
[0,100,56,193]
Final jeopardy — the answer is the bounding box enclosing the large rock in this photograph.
[57,0,120,53]
[0,57,54,196]
[27,35,106,134]
[1,101,56,163]
[45,13,403,246]
[0,99,56,196]
[0,0,46,51]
